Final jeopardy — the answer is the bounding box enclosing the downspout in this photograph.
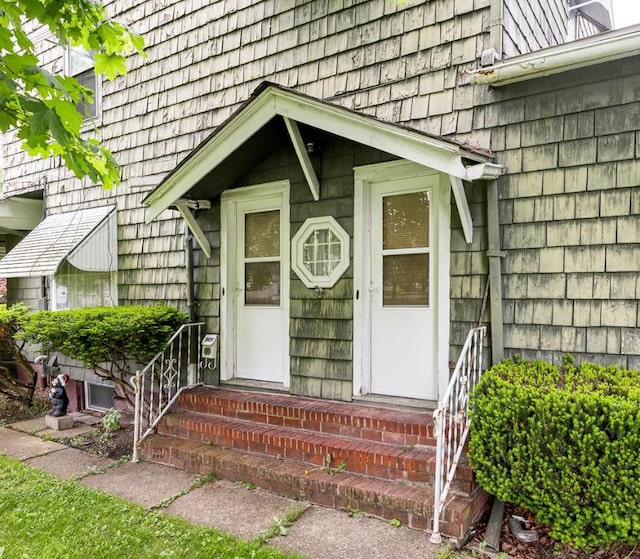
[184,232,199,386]
[486,179,505,362]
[184,233,196,322]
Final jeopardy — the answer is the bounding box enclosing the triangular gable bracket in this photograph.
[449,176,474,244]
[175,200,212,259]
[283,117,320,201]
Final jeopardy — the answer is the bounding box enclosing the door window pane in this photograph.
[245,262,280,305]
[245,210,280,258]
[383,191,429,250]
[383,253,429,306]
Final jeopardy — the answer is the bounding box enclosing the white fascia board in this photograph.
[175,202,212,259]
[283,117,320,201]
[144,85,492,221]
[470,25,640,86]
[271,90,478,180]
[144,96,277,222]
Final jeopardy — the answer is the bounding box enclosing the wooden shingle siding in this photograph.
[3,0,491,322]
[475,56,640,370]
[1,0,636,395]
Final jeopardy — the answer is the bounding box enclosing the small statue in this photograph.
[48,373,69,417]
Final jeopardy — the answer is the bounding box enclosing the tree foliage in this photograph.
[19,305,188,405]
[0,0,144,188]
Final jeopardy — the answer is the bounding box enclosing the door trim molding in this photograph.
[353,161,451,401]
[220,180,291,386]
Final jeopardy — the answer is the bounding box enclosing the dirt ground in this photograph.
[56,424,134,460]
[0,393,134,460]
[468,502,640,559]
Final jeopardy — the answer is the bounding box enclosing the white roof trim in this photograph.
[143,84,492,222]
[470,24,640,86]
[0,197,43,231]
[0,206,116,278]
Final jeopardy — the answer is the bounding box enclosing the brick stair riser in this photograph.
[158,416,435,484]
[157,415,476,494]
[177,390,436,446]
[140,437,478,539]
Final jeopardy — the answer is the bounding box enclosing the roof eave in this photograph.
[143,84,493,222]
[470,24,640,87]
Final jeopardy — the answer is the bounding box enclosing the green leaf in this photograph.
[94,53,127,80]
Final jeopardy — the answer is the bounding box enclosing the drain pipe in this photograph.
[185,233,196,322]
[486,179,505,362]
[184,232,199,385]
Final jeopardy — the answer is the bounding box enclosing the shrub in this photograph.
[469,356,640,551]
[19,305,188,406]
[102,408,122,432]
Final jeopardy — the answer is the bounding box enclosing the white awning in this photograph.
[0,206,116,278]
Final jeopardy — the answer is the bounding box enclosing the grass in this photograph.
[0,454,305,559]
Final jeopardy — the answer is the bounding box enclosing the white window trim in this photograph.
[84,380,115,412]
[291,216,350,289]
[64,45,102,126]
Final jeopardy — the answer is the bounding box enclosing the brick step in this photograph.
[158,411,477,488]
[177,387,436,447]
[139,434,482,540]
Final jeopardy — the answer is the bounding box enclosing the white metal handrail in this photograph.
[130,322,206,462]
[430,326,487,544]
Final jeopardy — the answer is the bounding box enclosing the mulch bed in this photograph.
[467,502,640,559]
[56,425,134,460]
[1,393,134,460]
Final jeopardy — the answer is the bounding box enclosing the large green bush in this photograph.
[19,305,188,404]
[469,356,640,551]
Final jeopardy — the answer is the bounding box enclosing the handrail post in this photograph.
[131,370,142,463]
[430,405,444,544]
[430,326,487,544]
[130,322,206,460]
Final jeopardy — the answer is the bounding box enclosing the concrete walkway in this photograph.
[0,418,445,559]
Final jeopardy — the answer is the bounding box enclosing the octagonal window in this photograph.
[292,216,350,288]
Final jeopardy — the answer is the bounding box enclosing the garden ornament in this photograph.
[48,373,70,417]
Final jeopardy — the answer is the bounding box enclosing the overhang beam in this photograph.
[449,175,474,244]
[283,117,320,201]
[175,201,212,259]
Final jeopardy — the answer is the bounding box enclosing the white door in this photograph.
[368,177,437,400]
[221,183,289,385]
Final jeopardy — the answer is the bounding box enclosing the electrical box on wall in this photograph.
[201,334,218,360]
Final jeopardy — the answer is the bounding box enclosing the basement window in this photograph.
[291,216,350,289]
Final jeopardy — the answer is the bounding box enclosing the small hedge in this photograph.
[17,305,188,404]
[19,305,188,366]
[469,356,640,551]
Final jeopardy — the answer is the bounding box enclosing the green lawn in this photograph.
[0,454,305,559]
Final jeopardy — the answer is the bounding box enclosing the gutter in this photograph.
[470,24,640,86]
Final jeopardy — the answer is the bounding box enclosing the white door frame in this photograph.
[220,180,291,387]
[353,161,451,401]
